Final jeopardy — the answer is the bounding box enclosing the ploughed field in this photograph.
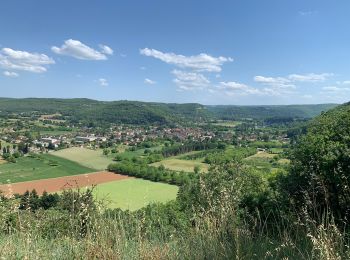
[0,171,129,197]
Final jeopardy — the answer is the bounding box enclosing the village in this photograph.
[0,113,291,163]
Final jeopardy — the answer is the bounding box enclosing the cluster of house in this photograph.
[31,135,108,149]
[113,126,216,145]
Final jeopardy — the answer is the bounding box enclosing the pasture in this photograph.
[212,121,241,127]
[94,178,179,211]
[0,154,94,184]
[53,147,114,170]
[151,158,209,173]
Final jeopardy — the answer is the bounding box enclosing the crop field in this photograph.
[94,178,179,211]
[243,151,290,174]
[151,158,209,172]
[53,147,114,170]
[0,154,94,184]
[0,171,129,197]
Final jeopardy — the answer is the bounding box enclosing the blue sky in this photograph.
[0,0,350,105]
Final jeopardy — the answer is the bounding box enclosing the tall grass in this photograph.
[0,186,349,259]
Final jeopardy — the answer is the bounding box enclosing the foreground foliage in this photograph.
[0,161,349,259]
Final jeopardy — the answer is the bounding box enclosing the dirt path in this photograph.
[0,171,129,197]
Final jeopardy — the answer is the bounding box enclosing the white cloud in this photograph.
[255,73,333,88]
[3,71,19,77]
[98,78,108,86]
[253,72,333,96]
[52,39,113,60]
[254,75,295,89]
[99,44,114,55]
[302,94,313,99]
[0,48,55,73]
[322,86,350,92]
[140,48,233,72]
[299,10,318,16]
[217,81,261,96]
[337,80,350,85]
[172,69,210,90]
[288,73,333,82]
[144,78,156,85]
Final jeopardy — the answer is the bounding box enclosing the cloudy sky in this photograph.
[1,0,350,105]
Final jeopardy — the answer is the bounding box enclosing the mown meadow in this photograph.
[0,154,94,184]
[94,179,179,210]
[53,147,114,170]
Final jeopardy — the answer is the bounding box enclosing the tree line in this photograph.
[107,161,196,185]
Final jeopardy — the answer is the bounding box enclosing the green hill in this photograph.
[206,103,338,120]
[0,98,338,125]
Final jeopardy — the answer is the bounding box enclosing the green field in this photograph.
[111,145,163,161]
[270,148,284,154]
[53,147,114,170]
[94,178,179,211]
[212,121,241,127]
[246,151,277,159]
[38,130,75,135]
[151,158,209,172]
[0,154,94,184]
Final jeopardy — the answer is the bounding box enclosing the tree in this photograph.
[48,142,55,150]
[40,191,60,209]
[281,104,350,223]
[12,151,21,158]
[19,189,40,211]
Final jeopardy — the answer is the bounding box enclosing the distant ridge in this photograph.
[0,98,339,125]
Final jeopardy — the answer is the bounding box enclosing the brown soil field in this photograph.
[0,171,129,197]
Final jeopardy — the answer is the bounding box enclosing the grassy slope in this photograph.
[0,154,94,184]
[53,147,113,170]
[94,178,179,211]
